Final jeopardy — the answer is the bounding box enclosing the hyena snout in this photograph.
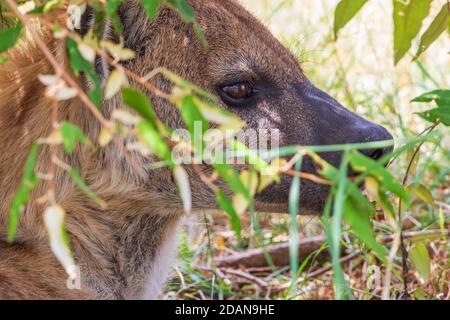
[253,85,394,215]
[327,110,394,168]
[351,123,394,161]
[303,86,394,166]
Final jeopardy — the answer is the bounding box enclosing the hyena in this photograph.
[0,0,392,299]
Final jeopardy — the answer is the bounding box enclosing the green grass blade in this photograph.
[288,156,303,294]
[7,143,40,242]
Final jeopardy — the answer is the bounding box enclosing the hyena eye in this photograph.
[219,82,254,104]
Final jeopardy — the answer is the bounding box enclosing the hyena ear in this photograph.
[76,6,91,36]
[74,6,108,79]
[75,2,150,78]
[76,4,126,39]
[75,5,127,79]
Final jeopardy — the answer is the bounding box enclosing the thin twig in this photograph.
[277,252,361,291]
[32,16,173,102]
[193,164,218,192]
[214,229,448,268]
[223,268,269,289]
[5,0,111,129]
[306,252,360,279]
[284,169,332,185]
[396,122,440,298]
[10,6,149,177]
[94,49,172,100]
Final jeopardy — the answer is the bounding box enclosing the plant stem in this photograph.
[397,121,440,299]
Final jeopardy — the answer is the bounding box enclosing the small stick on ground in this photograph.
[214,230,448,269]
[223,268,269,289]
[214,235,326,268]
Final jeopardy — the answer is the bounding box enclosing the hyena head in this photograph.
[86,0,393,215]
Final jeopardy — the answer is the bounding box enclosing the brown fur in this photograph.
[0,0,392,299]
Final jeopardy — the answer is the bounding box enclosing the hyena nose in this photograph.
[357,124,394,161]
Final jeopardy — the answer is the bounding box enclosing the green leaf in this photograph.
[406,183,435,205]
[333,0,368,39]
[410,242,431,283]
[93,10,106,38]
[122,87,158,128]
[66,38,102,108]
[311,151,386,262]
[349,152,409,203]
[141,0,161,20]
[364,174,395,219]
[343,198,387,262]
[179,95,208,158]
[29,0,60,14]
[7,143,40,242]
[230,140,269,173]
[192,97,244,129]
[0,55,9,64]
[415,3,450,60]
[0,22,23,53]
[330,153,353,300]
[163,69,215,100]
[215,189,241,239]
[414,288,430,300]
[322,198,339,297]
[412,89,450,107]
[165,73,214,100]
[310,152,374,213]
[348,181,376,217]
[193,23,207,47]
[60,122,90,154]
[332,156,348,258]
[393,0,431,64]
[137,121,174,167]
[106,0,124,34]
[212,163,250,200]
[167,0,196,22]
[378,189,396,219]
[416,106,450,126]
[180,95,208,143]
[69,169,105,207]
